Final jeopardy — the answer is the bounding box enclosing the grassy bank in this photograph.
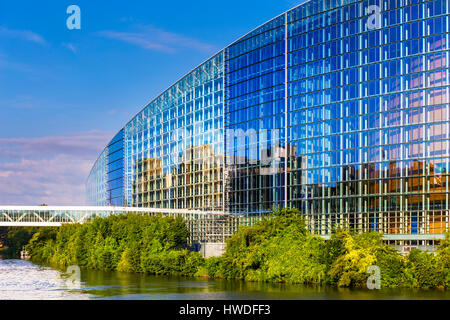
[25,210,450,289]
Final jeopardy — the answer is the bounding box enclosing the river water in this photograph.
[0,259,449,300]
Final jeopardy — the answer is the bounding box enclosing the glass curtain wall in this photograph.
[86,148,108,206]
[87,0,450,240]
[224,15,287,215]
[286,0,450,236]
[124,53,224,210]
[107,129,124,206]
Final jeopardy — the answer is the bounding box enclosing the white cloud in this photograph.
[98,25,216,54]
[62,42,77,53]
[0,131,113,206]
[0,156,90,206]
[0,52,33,73]
[99,30,172,52]
[0,26,46,45]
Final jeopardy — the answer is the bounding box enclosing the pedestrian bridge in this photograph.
[0,206,228,226]
[0,206,258,245]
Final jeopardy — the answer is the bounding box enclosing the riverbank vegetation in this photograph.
[0,227,37,259]
[202,209,450,289]
[25,214,203,276]
[25,210,450,289]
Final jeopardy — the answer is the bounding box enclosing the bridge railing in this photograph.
[0,206,262,245]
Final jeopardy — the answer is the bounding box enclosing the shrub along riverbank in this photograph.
[25,210,450,289]
[0,227,37,259]
[26,214,203,276]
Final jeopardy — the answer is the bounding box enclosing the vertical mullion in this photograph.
[285,12,289,209]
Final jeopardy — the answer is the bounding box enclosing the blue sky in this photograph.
[0,0,304,205]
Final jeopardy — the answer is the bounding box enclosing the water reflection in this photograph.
[0,259,87,300]
[1,259,449,300]
[78,267,450,300]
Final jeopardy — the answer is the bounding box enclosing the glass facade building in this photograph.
[124,53,224,210]
[87,0,450,243]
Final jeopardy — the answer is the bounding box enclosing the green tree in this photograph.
[406,249,445,289]
[3,227,38,258]
[25,214,200,277]
[328,231,380,287]
[214,208,327,284]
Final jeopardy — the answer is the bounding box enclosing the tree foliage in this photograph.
[0,227,38,258]
[23,211,450,289]
[205,209,327,284]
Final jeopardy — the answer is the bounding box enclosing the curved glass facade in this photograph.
[86,148,108,206]
[284,0,450,238]
[87,0,450,241]
[124,53,224,210]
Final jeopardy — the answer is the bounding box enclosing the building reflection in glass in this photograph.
[132,144,223,210]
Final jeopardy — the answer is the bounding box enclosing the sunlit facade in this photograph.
[87,0,450,246]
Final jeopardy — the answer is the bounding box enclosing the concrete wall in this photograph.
[199,242,225,258]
